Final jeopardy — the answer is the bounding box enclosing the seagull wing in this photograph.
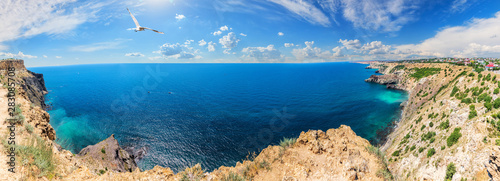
[144,27,164,34]
[127,8,140,28]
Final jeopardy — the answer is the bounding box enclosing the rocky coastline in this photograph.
[3,59,499,180]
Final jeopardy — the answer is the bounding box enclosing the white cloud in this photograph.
[284,43,294,47]
[269,0,331,26]
[184,40,194,45]
[69,39,129,52]
[175,14,186,20]
[220,25,229,31]
[339,39,362,50]
[292,41,333,61]
[219,32,240,53]
[340,0,418,32]
[242,45,282,62]
[0,0,106,49]
[360,41,392,54]
[331,46,345,57]
[125,52,145,57]
[159,43,199,59]
[207,41,216,52]
[240,33,247,37]
[43,55,48,58]
[0,51,37,59]
[395,11,500,58]
[198,39,207,46]
[56,56,62,59]
[278,32,284,36]
[212,31,222,36]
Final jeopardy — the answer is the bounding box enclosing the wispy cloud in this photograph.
[0,0,108,50]
[269,0,331,26]
[69,39,130,52]
[0,51,37,59]
[339,0,419,32]
[450,0,473,13]
[125,52,145,57]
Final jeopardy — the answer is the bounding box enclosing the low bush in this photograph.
[445,162,456,181]
[447,128,462,147]
[279,137,297,148]
[427,148,436,157]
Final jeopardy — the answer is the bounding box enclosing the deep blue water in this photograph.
[29,62,407,172]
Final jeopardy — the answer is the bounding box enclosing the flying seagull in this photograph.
[127,8,164,34]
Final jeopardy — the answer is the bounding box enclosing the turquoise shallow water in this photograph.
[29,62,407,172]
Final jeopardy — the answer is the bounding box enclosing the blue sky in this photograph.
[0,0,500,67]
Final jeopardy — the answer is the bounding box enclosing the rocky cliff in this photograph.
[365,61,496,180]
[7,59,495,180]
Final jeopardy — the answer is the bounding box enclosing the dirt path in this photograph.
[0,87,20,181]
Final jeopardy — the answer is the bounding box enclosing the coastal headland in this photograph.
[0,59,498,180]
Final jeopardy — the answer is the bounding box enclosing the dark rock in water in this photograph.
[78,134,138,172]
[375,70,380,73]
[365,74,399,85]
[124,146,149,164]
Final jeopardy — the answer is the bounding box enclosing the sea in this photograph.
[29,62,407,172]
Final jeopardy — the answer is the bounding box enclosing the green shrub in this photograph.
[441,146,446,150]
[279,137,297,148]
[421,131,436,141]
[469,105,477,119]
[495,88,499,94]
[450,86,460,97]
[485,102,493,111]
[430,137,435,143]
[461,98,472,104]
[427,148,436,158]
[445,163,456,181]
[410,145,416,151]
[101,148,106,154]
[25,124,34,134]
[418,147,425,153]
[494,98,500,109]
[447,128,462,147]
[429,122,434,127]
[410,68,441,80]
[421,125,426,131]
[439,120,450,130]
[496,139,500,146]
[392,150,400,157]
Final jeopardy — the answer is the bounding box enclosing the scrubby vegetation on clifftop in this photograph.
[367,61,499,180]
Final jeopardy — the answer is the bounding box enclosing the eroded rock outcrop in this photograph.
[77,134,138,173]
[209,125,388,181]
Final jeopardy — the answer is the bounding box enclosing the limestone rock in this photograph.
[77,134,138,173]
